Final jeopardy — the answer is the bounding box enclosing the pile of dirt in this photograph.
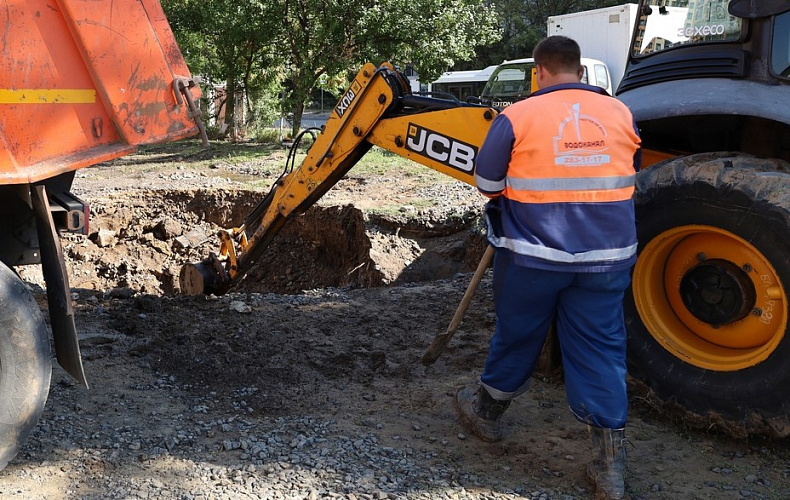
[19,190,486,298]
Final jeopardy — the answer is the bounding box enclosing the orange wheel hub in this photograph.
[632,225,786,371]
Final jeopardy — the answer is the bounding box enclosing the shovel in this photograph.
[421,245,494,365]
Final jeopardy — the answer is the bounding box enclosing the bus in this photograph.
[428,66,498,101]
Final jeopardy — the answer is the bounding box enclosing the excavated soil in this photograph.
[33,188,487,297]
[5,141,790,499]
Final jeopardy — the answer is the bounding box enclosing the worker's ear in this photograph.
[577,66,584,81]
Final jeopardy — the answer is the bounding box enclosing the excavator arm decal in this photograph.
[403,123,478,174]
[366,106,496,185]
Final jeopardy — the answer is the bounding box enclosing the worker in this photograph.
[455,35,641,499]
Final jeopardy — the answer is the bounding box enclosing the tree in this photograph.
[162,0,284,138]
[278,0,500,137]
[164,0,499,139]
[355,0,501,80]
[464,0,624,69]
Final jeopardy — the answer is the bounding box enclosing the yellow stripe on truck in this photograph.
[0,89,96,104]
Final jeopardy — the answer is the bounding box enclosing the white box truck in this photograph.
[548,3,639,91]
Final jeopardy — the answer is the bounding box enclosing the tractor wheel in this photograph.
[624,153,790,436]
[0,262,51,470]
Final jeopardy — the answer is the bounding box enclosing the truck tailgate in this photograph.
[0,0,201,184]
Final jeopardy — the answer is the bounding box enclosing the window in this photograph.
[594,64,610,90]
[481,62,535,99]
[771,11,790,77]
[634,0,743,56]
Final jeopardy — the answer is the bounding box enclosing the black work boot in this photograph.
[452,385,511,443]
[586,426,627,499]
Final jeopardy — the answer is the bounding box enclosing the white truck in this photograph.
[480,57,612,108]
[548,4,639,92]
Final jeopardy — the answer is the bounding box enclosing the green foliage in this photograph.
[250,128,282,144]
[204,124,226,141]
[245,80,283,134]
[162,0,285,136]
[354,0,501,81]
[161,0,621,140]
[163,0,501,138]
[278,0,502,134]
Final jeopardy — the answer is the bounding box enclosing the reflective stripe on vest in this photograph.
[504,174,634,203]
[485,217,638,263]
[474,173,506,193]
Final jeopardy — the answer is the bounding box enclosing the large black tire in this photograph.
[0,263,52,470]
[625,154,790,436]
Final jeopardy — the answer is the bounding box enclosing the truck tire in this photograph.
[625,153,790,436]
[0,262,52,470]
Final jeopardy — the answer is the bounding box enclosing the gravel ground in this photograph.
[3,285,790,500]
[2,291,576,500]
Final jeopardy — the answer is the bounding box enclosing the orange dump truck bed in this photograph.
[0,0,201,185]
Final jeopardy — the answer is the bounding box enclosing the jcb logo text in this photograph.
[405,124,477,173]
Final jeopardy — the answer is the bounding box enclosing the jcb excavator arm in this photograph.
[179,62,498,295]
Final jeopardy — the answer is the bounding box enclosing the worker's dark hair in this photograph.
[533,35,582,76]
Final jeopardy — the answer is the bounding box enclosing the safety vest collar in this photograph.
[530,82,609,99]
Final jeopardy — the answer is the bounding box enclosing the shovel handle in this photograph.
[421,245,495,365]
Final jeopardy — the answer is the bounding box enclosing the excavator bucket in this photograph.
[0,0,204,185]
[180,253,230,296]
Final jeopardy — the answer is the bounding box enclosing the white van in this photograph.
[480,57,613,108]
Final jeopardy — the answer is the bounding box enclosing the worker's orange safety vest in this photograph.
[474,84,642,272]
[499,88,640,204]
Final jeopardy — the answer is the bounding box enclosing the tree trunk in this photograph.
[223,75,236,138]
[290,101,304,139]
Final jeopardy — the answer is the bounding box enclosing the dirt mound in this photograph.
[20,190,486,297]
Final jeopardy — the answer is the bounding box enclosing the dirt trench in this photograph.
[21,189,488,298]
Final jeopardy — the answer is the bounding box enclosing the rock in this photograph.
[152,218,183,241]
[91,228,117,247]
[230,301,252,314]
[173,227,211,250]
[109,287,135,299]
